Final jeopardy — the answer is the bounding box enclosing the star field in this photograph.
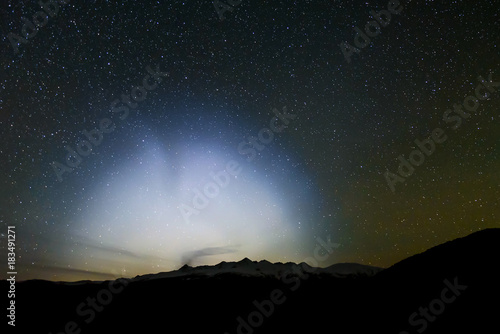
[0,0,499,281]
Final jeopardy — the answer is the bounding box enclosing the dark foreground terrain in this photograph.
[4,228,499,333]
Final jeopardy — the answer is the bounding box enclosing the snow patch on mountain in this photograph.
[132,258,384,282]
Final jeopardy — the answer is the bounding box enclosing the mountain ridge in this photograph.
[130,258,384,282]
[4,228,499,334]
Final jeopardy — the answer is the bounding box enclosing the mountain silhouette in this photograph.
[131,258,382,282]
[3,228,499,333]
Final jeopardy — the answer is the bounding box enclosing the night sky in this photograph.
[1,0,499,281]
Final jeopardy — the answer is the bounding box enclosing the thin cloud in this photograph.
[181,245,239,266]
